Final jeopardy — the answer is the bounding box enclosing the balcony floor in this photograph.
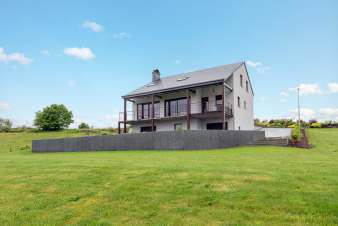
[123,111,232,124]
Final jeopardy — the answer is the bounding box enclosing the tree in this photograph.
[34,104,73,131]
[78,122,90,129]
[0,118,12,132]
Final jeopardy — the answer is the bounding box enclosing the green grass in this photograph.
[0,129,337,225]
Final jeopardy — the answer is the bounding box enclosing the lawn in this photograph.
[0,129,337,225]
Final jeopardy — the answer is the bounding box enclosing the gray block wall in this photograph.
[32,130,265,153]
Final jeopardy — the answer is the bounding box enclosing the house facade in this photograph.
[118,62,254,133]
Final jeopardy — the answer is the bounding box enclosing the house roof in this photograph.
[123,62,245,98]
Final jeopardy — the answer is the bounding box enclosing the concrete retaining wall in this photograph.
[32,130,265,153]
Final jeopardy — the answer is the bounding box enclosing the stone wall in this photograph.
[32,130,265,153]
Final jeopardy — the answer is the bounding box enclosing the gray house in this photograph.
[118,62,254,133]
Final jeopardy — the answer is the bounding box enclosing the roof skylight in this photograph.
[146,83,156,87]
[176,76,190,82]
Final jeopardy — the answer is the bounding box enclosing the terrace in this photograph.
[118,82,233,133]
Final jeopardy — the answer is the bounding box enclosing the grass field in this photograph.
[0,129,337,225]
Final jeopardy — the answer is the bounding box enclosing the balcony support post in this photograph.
[151,95,155,132]
[186,89,191,130]
[222,81,225,130]
[123,98,127,133]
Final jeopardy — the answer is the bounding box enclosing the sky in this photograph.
[1,0,338,128]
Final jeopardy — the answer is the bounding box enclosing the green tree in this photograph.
[34,104,73,131]
[78,122,90,129]
[0,118,12,132]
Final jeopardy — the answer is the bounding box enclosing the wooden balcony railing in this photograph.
[119,101,233,121]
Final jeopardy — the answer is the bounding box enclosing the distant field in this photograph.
[0,129,337,225]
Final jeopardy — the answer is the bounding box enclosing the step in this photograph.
[254,138,289,146]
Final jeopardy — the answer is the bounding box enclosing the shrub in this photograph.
[34,104,73,131]
[78,122,90,129]
[0,118,12,132]
[291,125,301,141]
[321,121,338,128]
[310,122,321,128]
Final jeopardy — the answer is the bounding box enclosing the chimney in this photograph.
[152,69,160,82]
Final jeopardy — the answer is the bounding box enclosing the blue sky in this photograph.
[1,0,337,127]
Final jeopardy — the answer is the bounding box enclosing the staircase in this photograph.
[254,137,289,146]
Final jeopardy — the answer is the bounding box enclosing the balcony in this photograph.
[119,100,233,122]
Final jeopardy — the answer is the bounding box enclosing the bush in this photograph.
[321,121,338,128]
[291,125,301,141]
[78,122,90,129]
[0,118,12,132]
[9,126,37,133]
[310,122,322,128]
[34,104,73,131]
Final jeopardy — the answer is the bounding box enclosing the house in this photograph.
[118,62,254,133]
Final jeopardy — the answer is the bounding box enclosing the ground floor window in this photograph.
[206,122,223,130]
[140,126,156,132]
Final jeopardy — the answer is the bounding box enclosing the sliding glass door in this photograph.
[165,98,187,117]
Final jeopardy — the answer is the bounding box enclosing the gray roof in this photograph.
[123,62,244,98]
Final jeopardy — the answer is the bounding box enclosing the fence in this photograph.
[32,130,265,152]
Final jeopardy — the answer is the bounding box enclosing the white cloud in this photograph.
[113,32,131,39]
[0,101,10,110]
[0,47,33,65]
[290,108,316,121]
[319,108,338,120]
[40,49,50,56]
[280,91,289,97]
[290,83,321,96]
[328,83,338,93]
[246,61,262,68]
[63,47,95,60]
[67,80,76,87]
[82,20,103,32]
[246,60,270,74]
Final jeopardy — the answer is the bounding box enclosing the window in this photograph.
[240,74,243,87]
[137,102,160,119]
[140,126,156,132]
[244,100,247,110]
[174,123,183,131]
[176,76,190,82]
[237,96,241,108]
[215,95,223,111]
[143,104,149,119]
[206,123,223,130]
[165,98,187,117]
[201,97,209,113]
[246,80,249,92]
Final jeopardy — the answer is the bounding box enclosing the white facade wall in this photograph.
[231,64,254,130]
[128,64,254,132]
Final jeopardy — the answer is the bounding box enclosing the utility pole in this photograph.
[297,87,301,134]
